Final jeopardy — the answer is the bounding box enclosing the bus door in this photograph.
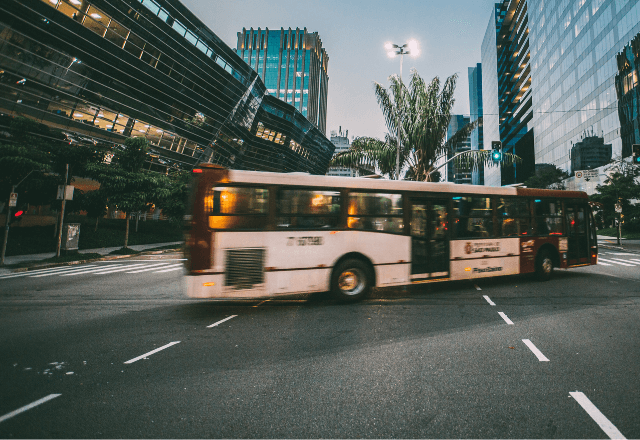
[410,198,449,279]
[566,203,589,264]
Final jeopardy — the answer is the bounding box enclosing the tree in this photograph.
[86,137,170,248]
[590,159,640,230]
[157,170,191,224]
[523,165,570,189]
[331,69,520,181]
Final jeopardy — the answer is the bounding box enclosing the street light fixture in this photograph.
[385,40,419,179]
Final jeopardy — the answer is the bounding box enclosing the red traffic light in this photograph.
[14,210,24,217]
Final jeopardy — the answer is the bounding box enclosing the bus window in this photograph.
[205,186,268,229]
[347,193,403,233]
[452,197,493,238]
[276,189,340,229]
[534,199,563,235]
[497,198,531,236]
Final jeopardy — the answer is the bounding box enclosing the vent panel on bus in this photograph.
[225,248,265,289]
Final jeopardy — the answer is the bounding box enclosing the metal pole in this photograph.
[55,164,69,258]
[395,52,404,180]
[0,185,15,266]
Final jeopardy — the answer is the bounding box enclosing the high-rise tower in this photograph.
[236,27,329,135]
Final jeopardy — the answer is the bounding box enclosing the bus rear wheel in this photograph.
[535,250,554,281]
[331,259,373,302]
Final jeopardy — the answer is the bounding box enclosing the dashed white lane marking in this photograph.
[598,262,613,266]
[124,341,181,364]
[483,295,496,306]
[474,284,482,291]
[0,394,61,424]
[124,262,176,273]
[207,315,238,328]
[522,339,549,361]
[598,258,635,267]
[498,312,514,325]
[569,391,626,439]
[153,265,183,273]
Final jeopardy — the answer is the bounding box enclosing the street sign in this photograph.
[56,185,74,200]
[575,170,598,180]
[9,192,17,207]
[615,203,622,213]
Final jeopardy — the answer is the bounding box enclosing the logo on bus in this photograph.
[465,242,501,254]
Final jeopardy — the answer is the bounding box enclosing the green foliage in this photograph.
[523,165,570,189]
[590,161,640,228]
[330,69,520,181]
[157,171,191,223]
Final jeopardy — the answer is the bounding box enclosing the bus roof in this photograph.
[197,166,588,199]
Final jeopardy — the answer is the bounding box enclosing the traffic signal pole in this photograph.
[0,185,15,266]
[55,164,69,258]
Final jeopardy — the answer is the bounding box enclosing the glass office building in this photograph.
[528,0,640,170]
[468,63,484,185]
[0,0,334,175]
[445,115,472,184]
[236,27,329,135]
[615,30,640,153]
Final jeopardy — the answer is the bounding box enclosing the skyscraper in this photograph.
[326,127,357,177]
[236,27,329,135]
[445,115,472,184]
[468,63,484,185]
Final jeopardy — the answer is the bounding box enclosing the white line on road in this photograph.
[608,258,639,265]
[483,295,496,306]
[124,262,177,273]
[29,265,101,278]
[0,394,61,424]
[474,284,482,291]
[124,341,181,364]
[569,391,626,439]
[629,259,640,263]
[207,315,238,328]
[598,262,613,266]
[153,265,183,273]
[0,265,97,280]
[60,264,147,276]
[99,259,187,262]
[522,339,549,361]
[89,264,152,275]
[598,258,635,267]
[498,312,514,325]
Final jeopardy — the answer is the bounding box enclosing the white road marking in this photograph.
[498,312,514,325]
[629,259,640,263]
[569,391,626,439]
[597,262,613,266]
[100,259,187,262]
[124,263,176,273]
[89,264,152,275]
[522,339,549,361]
[153,265,183,273]
[608,258,639,265]
[207,315,238,328]
[483,295,496,306]
[609,253,634,256]
[29,265,101,278]
[0,265,96,280]
[60,264,147,276]
[124,341,181,364]
[474,284,482,291]
[598,258,634,267]
[0,394,61,423]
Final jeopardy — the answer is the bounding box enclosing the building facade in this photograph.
[236,27,329,135]
[615,30,640,153]
[468,63,484,185]
[445,115,472,184]
[527,0,640,172]
[570,134,613,172]
[326,127,357,177]
[0,0,334,175]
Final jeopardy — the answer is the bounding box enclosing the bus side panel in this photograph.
[449,238,520,280]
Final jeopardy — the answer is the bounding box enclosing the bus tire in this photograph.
[331,259,373,302]
[535,250,554,281]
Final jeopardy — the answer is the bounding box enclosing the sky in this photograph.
[180,0,499,141]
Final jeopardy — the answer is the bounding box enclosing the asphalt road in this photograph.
[0,249,638,438]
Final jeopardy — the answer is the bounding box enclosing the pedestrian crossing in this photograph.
[597,252,640,268]
[0,261,184,281]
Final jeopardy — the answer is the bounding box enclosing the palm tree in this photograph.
[331,69,519,181]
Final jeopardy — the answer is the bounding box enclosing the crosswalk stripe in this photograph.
[629,259,640,264]
[597,262,612,266]
[125,263,178,273]
[598,258,634,267]
[89,264,152,275]
[608,258,640,265]
[29,265,104,278]
[0,265,99,280]
[60,264,147,276]
[153,265,183,273]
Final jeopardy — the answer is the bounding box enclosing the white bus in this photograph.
[184,164,598,301]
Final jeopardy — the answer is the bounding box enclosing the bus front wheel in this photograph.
[331,259,373,302]
[535,250,554,281]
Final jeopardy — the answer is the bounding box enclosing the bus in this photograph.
[184,164,598,301]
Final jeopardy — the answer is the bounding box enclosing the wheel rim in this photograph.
[542,257,553,274]
[338,268,366,296]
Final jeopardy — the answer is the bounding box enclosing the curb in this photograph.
[6,247,183,273]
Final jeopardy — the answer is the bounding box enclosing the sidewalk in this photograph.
[597,235,640,253]
[0,241,183,274]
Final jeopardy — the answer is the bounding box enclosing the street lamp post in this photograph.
[385,40,419,180]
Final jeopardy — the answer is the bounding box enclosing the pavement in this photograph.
[597,235,640,253]
[0,241,183,275]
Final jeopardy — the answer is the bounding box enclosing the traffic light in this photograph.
[11,210,24,224]
[633,144,640,164]
[491,141,502,162]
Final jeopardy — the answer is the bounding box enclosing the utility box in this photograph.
[62,223,80,255]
